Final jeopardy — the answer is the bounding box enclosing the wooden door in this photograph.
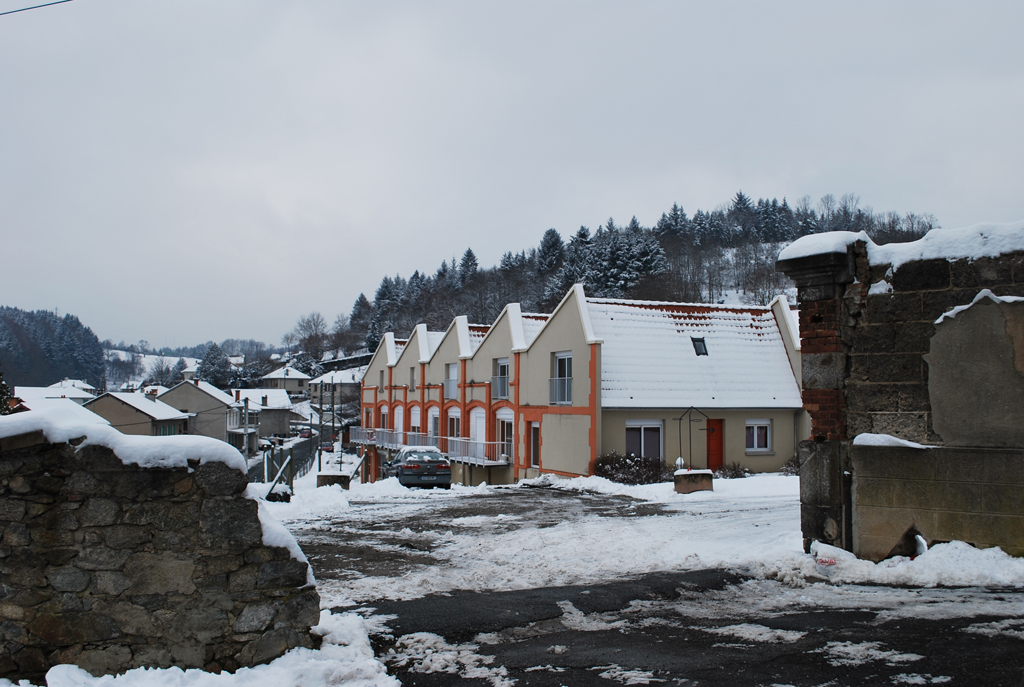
[706,419,724,471]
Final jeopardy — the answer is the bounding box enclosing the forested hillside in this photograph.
[0,307,105,387]
[312,192,937,354]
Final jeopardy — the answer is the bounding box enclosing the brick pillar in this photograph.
[777,247,857,552]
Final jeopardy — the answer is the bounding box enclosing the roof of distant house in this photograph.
[47,378,96,392]
[14,385,95,401]
[585,297,802,409]
[17,396,110,426]
[311,366,367,385]
[261,366,311,380]
[88,392,191,421]
[159,380,240,407]
[231,388,293,409]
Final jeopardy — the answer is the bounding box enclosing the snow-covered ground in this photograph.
[8,465,1023,687]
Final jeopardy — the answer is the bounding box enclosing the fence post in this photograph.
[288,448,294,491]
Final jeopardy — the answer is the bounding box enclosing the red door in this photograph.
[706,419,724,471]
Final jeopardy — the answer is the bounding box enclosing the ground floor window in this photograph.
[497,419,513,458]
[448,416,461,438]
[530,422,540,467]
[745,419,771,451]
[625,422,661,459]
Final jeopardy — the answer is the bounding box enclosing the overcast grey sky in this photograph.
[2,1,1022,348]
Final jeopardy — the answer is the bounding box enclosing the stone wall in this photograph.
[0,430,320,683]
[852,444,1024,559]
[778,240,1024,556]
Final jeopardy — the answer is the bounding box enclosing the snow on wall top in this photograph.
[261,365,311,380]
[0,407,248,473]
[585,298,802,409]
[97,392,192,421]
[778,220,1024,269]
[935,288,1024,324]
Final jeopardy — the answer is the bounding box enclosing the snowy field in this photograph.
[8,464,1024,687]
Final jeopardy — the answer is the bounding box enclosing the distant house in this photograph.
[16,396,110,426]
[14,385,96,406]
[84,392,190,436]
[309,365,367,422]
[48,378,98,396]
[231,389,304,437]
[158,380,256,455]
[355,285,807,485]
[260,366,311,396]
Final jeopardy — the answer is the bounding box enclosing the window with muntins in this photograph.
[745,420,771,451]
[492,357,509,400]
[625,422,661,459]
[550,352,572,404]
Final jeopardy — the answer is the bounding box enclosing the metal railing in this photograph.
[437,436,512,466]
[491,375,509,400]
[443,379,459,400]
[350,427,376,444]
[549,377,572,404]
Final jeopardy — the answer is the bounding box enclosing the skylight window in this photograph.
[691,337,708,356]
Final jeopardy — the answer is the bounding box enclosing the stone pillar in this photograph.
[777,247,858,552]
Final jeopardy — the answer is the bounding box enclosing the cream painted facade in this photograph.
[356,286,808,483]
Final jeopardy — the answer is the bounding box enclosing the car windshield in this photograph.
[404,452,441,462]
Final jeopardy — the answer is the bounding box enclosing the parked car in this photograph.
[383,446,451,488]
[299,429,311,439]
[321,442,334,453]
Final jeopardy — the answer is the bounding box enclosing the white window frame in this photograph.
[745,418,772,453]
[624,419,663,460]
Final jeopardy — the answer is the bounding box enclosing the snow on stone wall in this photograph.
[0,415,320,684]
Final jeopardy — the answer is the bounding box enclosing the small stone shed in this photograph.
[0,409,320,683]
[777,220,1024,560]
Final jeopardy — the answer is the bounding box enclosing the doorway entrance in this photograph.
[706,419,724,471]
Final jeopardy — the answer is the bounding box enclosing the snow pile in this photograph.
[0,407,246,473]
[934,288,1024,324]
[852,433,936,450]
[5,611,397,687]
[778,220,1024,270]
[757,540,1024,588]
[816,641,923,667]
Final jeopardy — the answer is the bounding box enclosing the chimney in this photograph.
[194,379,200,386]
[235,390,241,401]
[146,389,158,400]
[262,395,268,407]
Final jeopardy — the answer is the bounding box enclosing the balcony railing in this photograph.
[349,427,510,466]
[491,375,509,400]
[549,377,572,404]
[443,379,459,400]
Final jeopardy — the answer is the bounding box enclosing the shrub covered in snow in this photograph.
[594,451,670,485]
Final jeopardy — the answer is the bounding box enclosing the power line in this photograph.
[0,0,75,17]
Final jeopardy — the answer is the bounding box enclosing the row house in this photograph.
[356,285,808,485]
[158,380,257,455]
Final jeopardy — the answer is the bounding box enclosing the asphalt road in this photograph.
[350,570,1024,686]
[286,485,1024,687]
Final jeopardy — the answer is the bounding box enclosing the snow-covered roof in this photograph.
[16,397,110,426]
[160,380,240,407]
[0,407,246,472]
[311,366,367,386]
[519,312,551,349]
[261,366,311,381]
[468,325,490,353]
[14,385,95,401]
[232,388,294,409]
[141,385,169,396]
[408,324,444,364]
[47,378,96,392]
[91,392,191,421]
[585,298,802,409]
[779,220,1024,270]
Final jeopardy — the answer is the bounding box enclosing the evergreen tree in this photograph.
[0,361,14,414]
[290,353,324,380]
[195,342,231,389]
[536,228,565,275]
[459,248,479,285]
[172,357,188,384]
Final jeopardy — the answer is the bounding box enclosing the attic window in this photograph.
[691,337,708,356]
